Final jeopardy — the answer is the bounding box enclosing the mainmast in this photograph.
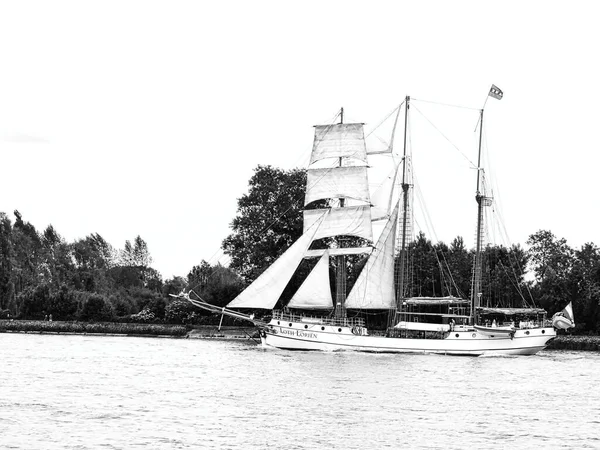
[397,96,410,305]
[472,108,485,326]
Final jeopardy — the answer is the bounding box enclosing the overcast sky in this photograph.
[1,1,598,279]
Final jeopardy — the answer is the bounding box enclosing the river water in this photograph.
[1,333,598,449]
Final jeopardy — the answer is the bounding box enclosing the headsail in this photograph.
[287,250,333,310]
[227,212,327,309]
[344,201,399,309]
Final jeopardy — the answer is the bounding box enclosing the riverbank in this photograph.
[2,320,597,350]
[0,319,188,337]
[0,320,258,340]
[547,334,600,351]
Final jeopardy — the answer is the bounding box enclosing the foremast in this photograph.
[389,96,411,328]
[305,108,374,318]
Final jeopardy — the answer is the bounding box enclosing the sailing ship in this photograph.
[179,87,562,356]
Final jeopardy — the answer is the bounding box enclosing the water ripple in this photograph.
[1,334,599,449]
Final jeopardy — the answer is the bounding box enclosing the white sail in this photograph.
[564,302,574,323]
[227,212,327,309]
[370,164,400,221]
[344,202,399,309]
[305,166,370,206]
[288,251,333,310]
[310,123,367,165]
[303,205,372,241]
[305,247,372,257]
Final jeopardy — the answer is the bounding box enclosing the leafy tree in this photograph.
[571,243,600,333]
[119,235,152,268]
[199,264,245,307]
[0,213,14,311]
[71,233,115,292]
[444,236,472,298]
[187,260,212,292]
[79,293,114,321]
[527,230,573,282]
[481,244,530,308]
[163,276,187,297]
[19,283,51,319]
[222,165,307,282]
[526,230,575,313]
[11,210,44,295]
[47,284,78,320]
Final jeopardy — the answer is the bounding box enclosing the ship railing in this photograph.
[480,320,552,329]
[272,310,365,328]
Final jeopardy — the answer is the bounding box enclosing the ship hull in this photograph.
[262,320,556,356]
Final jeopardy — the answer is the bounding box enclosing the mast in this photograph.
[397,96,410,305]
[335,107,347,319]
[471,108,485,326]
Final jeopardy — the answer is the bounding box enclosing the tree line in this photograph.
[0,210,243,325]
[2,165,599,334]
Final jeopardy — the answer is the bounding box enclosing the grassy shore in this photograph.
[0,319,187,337]
[548,334,600,351]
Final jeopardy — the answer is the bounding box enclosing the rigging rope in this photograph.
[411,104,477,169]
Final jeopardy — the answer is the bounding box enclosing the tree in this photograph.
[444,236,472,298]
[526,230,575,314]
[571,243,600,332]
[79,293,114,321]
[187,260,212,292]
[199,264,244,307]
[0,213,14,311]
[526,230,573,282]
[163,276,187,297]
[119,235,152,268]
[222,165,307,282]
[47,284,78,320]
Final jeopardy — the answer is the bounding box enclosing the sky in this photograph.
[1,1,599,279]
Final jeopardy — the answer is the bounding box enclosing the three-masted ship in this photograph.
[181,89,560,355]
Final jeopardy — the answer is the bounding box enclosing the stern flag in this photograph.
[489,84,503,100]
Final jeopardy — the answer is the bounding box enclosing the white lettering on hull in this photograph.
[278,328,318,339]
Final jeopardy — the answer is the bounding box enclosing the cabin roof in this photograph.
[478,307,547,315]
[404,296,469,305]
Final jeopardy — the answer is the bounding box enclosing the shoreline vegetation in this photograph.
[1,320,597,351]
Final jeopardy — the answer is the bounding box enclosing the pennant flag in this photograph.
[489,84,503,100]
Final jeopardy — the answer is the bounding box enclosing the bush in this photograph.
[165,298,197,324]
[47,285,78,320]
[79,294,114,322]
[130,308,156,323]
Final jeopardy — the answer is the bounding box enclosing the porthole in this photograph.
[542,330,545,334]
[491,335,495,338]
[277,321,280,325]
[289,323,292,327]
[472,333,477,338]
[455,333,459,338]
[338,328,342,332]
[321,326,325,331]
[304,325,308,329]
[525,331,530,335]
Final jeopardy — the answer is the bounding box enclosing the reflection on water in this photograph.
[1,334,599,449]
